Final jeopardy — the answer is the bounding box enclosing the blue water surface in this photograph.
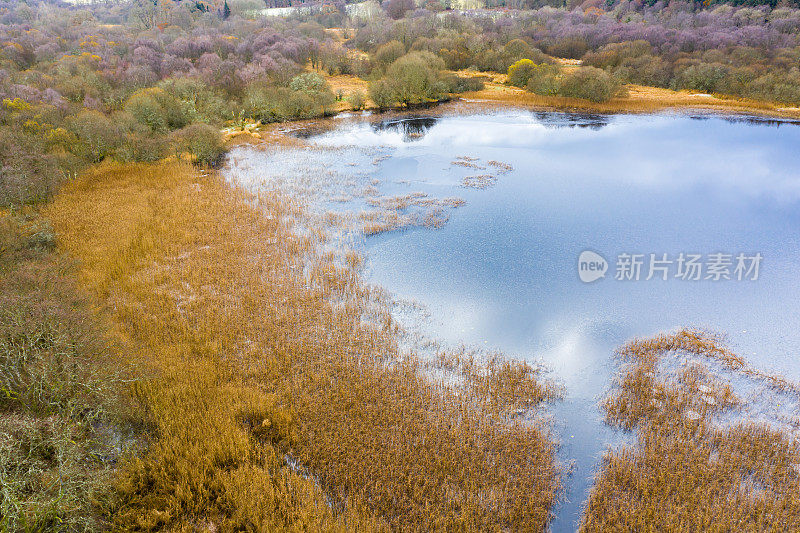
[300,110,800,531]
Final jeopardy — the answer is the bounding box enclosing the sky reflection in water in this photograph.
[306,110,800,531]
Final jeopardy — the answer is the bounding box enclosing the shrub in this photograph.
[280,91,321,119]
[172,123,225,166]
[526,64,562,96]
[672,63,729,94]
[582,40,654,69]
[746,71,800,105]
[319,46,353,75]
[346,91,367,110]
[508,59,538,87]
[374,40,406,70]
[244,84,281,123]
[67,110,122,163]
[476,41,550,74]
[288,73,336,115]
[368,79,397,109]
[615,55,673,88]
[504,38,535,59]
[558,66,622,102]
[158,78,231,124]
[547,36,589,60]
[441,74,486,93]
[377,51,449,106]
[0,130,61,207]
[124,87,194,133]
[245,85,331,122]
[118,132,169,163]
[509,60,561,94]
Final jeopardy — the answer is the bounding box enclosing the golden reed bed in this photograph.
[41,159,800,531]
[45,161,559,531]
[582,329,800,531]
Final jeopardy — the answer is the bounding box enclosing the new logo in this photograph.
[578,250,608,283]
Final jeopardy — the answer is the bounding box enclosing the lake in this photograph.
[226,109,800,531]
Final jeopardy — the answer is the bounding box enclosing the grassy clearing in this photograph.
[0,211,135,531]
[581,329,800,531]
[45,161,560,531]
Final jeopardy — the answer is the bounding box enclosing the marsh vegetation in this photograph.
[253,110,800,531]
[41,160,561,531]
[584,330,800,531]
[3,0,800,530]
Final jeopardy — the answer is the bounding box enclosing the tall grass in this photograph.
[581,330,800,531]
[45,161,560,531]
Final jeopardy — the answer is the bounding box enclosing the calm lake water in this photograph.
[228,110,800,531]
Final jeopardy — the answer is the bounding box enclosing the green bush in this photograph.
[475,40,550,74]
[526,64,561,96]
[558,66,622,102]
[371,51,449,107]
[504,38,535,60]
[158,78,231,124]
[289,72,336,116]
[368,79,397,109]
[346,91,367,110]
[172,123,225,166]
[582,40,654,69]
[118,132,169,163]
[507,59,537,87]
[671,63,729,94]
[124,87,194,133]
[746,71,800,105]
[374,40,406,70]
[613,55,673,88]
[509,60,561,95]
[280,91,320,119]
[442,74,485,93]
[67,110,122,163]
[244,83,334,122]
[0,130,62,208]
[243,84,280,123]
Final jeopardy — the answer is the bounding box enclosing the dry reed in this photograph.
[45,161,560,531]
[581,329,800,531]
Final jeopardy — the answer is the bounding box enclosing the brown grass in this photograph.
[581,329,800,531]
[45,161,560,531]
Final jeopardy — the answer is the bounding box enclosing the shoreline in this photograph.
[456,73,800,120]
[226,93,800,149]
[226,68,800,147]
[46,159,562,531]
